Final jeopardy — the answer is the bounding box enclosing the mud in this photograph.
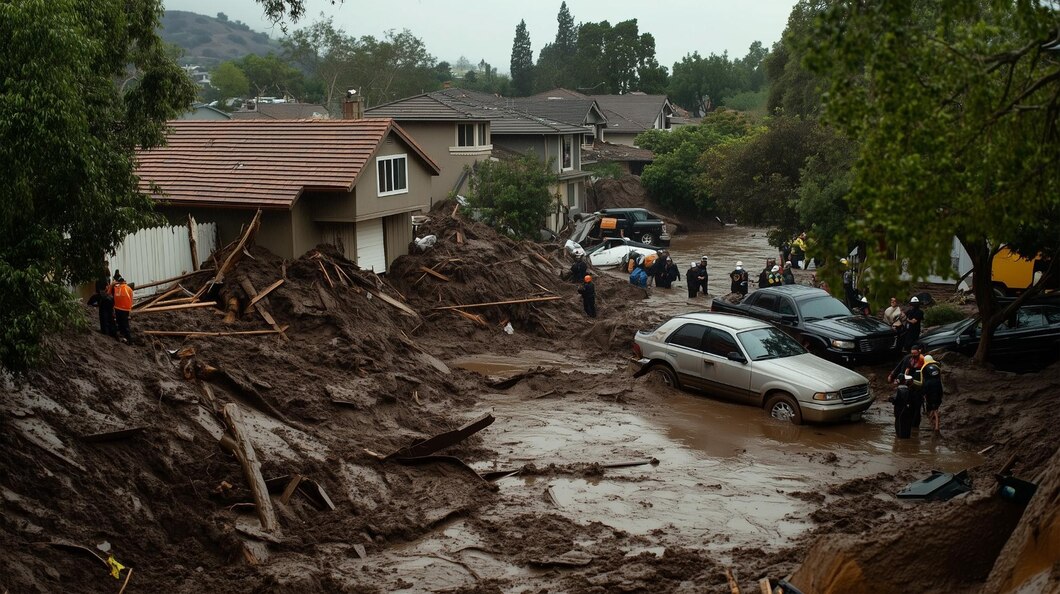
[1,200,1056,593]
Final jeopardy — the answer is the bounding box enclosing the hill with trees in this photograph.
[160,10,281,67]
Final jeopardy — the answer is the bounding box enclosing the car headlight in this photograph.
[813,391,841,401]
[831,339,855,350]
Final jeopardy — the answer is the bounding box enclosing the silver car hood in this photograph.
[756,353,867,390]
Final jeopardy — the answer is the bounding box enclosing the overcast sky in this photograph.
[164,0,796,73]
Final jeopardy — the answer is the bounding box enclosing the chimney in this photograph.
[342,88,363,120]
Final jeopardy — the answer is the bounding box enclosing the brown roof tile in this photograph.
[135,119,439,209]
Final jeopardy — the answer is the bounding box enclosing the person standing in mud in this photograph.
[782,261,796,285]
[578,275,596,318]
[685,262,700,298]
[656,257,679,289]
[109,271,134,344]
[696,256,709,296]
[91,269,115,337]
[729,261,749,295]
[569,253,587,284]
[757,258,775,289]
[920,355,944,433]
[888,344,925,433]
[904,297,924,352]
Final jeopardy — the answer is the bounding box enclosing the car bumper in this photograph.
[825,346,898,365]
[799,397,874,423]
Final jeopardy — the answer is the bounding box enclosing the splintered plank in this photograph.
[142,327,288,338]
[247,279,284,310]
[419,266,451,282]
[132,302,217,314]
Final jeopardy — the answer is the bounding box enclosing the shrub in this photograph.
[924,304,967,327]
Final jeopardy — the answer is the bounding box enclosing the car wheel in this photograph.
[639,233,656,246]
[647,363,679,388]
[766,393,803,425]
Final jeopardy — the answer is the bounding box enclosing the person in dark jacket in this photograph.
[656,257,679,289]
[920,355,943,433]
[904,297,924,351]
[686,262,700,298]
[569,254,587,283]
[888,344,925,432]
[578,275,596,318]
[757,258,775,289]
[696,256,709,296]
[729,261,749,295]
[91,271,115,336]
[782,261,796,285]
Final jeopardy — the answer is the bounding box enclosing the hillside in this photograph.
[160,10,282,67]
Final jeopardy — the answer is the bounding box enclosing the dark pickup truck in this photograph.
[710,285,899,364]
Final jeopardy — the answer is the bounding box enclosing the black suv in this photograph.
[596,208,670,246]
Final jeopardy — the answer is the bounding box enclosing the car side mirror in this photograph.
[781,314,798,324]
[726,352,747,364]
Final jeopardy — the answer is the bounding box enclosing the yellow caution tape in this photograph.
[107,555,126,579]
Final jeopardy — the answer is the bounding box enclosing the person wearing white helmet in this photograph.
[729,261,749,295]
[767,264,782,286]
[904,296,925,351]
[920,354,944,432]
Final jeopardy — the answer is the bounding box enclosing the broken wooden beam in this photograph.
[188,215,200,272]
[210,209,262,286]
[419,266,451,282]
[452,309,487,327]
[222,403,279,533]
[726,568,741,594]
[387,412,495,460]
[279,474,303,505]
[247,279,284,310]
[239,276,289,341]
[132,301,218,314]
[131,269,211,292]
[318,262,334,289]
[142,327,288,338]
[433,296,563,310]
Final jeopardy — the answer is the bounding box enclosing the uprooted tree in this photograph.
[0,0,311,370]
[801,0,1060,364]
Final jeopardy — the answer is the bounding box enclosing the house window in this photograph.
[377,154,408,196]
[477,123,489,145]
[562,135,573,170]
[457,124,475,147]
[567,182,577,207]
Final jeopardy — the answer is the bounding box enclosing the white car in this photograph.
[568,238,662,267]
[632,312,872,424]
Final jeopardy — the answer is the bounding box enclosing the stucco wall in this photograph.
[159,206,294,259]
[357,135,432,220]
[393,121,485,199]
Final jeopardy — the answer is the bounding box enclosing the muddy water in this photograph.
[451,350,617,378]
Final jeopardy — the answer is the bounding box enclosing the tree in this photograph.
[0,0,197,369]
[802,0,1060,363]
[467,154,559,239]
[764,1,827,117]
[510,20,534,96]
[236,53,305,98]
[534,2,578,92]
[211,61,250,102]
[282,17,358,113]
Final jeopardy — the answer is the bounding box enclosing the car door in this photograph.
[700,328,754,403]
[663,323,710,389]
[992,307,1046,361]
[751,294,782,324]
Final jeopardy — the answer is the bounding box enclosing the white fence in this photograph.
[108,222,217,296]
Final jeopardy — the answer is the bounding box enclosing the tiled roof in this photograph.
[590,93,671,133]
[367,88,588,135]
[531,88,590,100]
[583,140,655,163]
[135,118,439,210]
[230,103,331,120]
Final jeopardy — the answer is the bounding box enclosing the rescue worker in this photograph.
[888,344,925,434]
[729,261,749,295]
[856,296,871,316]
[767,265,782,286]
[92,270,115,336]
[920,354,944,433]
[685,262,700,298]
[569,253,587,283]
[782,261,796,285]
[696,256,709,296]
[578,275,596,318]
[841,258,859,309]
[904,296,924,352]
[109,271,134,344]
[629,264,649,288]
[656,257,679,289]
[791,233,807,269]
[758,258,775,288]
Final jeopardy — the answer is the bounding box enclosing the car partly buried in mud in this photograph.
[920,303,1060,371]
[632,312,873,424]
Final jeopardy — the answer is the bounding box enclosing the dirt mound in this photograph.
[385,199,653,355]
[586,175,720,232]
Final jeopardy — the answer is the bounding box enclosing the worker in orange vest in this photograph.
[109,271,134,343]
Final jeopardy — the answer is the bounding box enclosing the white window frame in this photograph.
[376,154,409,197]
[561,135,574,171]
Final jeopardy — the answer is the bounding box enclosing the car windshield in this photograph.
[800,296,853,320]
[737,327,806,361]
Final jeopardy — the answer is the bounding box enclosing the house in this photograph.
[533,89,674,147]
[178,104,232,120]
[230,102,331,120]
[135,118,439,273]
[366,88,593,232]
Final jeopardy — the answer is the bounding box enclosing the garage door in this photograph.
[356,219,386,273]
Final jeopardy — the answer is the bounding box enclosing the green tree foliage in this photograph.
[211,61,251,101]
[535,2,578,91]
[802,0,1060,362]
[668,44,768,116]
[764,2,827,117]
[235,53,305,98]
[467,154,559,239]
[638,111,758,214]
[461,60,512,95]
[0,0,196,369]
[510,20,534,96]
[282,17,358,112]
[537,17,668,95]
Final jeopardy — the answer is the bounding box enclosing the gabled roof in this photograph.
[230,103,331,120]
[367,88,588,135]
[135,118,439,210]
[590,93,673,134]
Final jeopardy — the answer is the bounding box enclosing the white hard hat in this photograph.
[910,296,920,303]
[771,265,780,272]
[736,261,743,267]
[840,258,849,265]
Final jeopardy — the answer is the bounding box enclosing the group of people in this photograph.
[780,232,810,270]
[88,270,134,343]
[883,295,924,352]
[756,257,796,289]
[886,343,944,436]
